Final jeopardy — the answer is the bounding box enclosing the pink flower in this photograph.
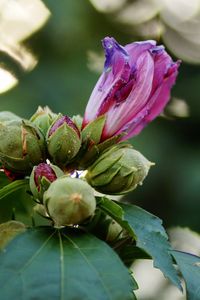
[82,37,180,141]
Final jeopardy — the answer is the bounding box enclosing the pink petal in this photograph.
[83,37,131,127]
[119,61,180,140]
[125,40,156,66]
[102,51,154,138]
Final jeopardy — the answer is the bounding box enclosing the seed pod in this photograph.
[44,177,96,226]
[86,144,154,194]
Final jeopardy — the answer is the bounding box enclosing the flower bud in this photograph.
[0,120,46,174]
[83,37,180,141]
[0,111,21,123]
[86,144,154,194]
[44,177,96,226]
[30,106,57,136]
[47,115,81,168]
[30,163,64,202]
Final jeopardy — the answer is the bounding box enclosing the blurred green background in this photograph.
[0,0,200,232]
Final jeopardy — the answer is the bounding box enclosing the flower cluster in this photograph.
[0,37,179,228]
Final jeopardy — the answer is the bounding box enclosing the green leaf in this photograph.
[0,179,29,200]
[171,250,200,300]
[0,226,136,300]
[98,198,182,290]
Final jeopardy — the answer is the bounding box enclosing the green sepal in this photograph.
[81,115,106,144]
[88,152,123,178]
[29,164,64,202]
[72,115,83,132]
[87,144,131,175]
[75,134,122,170]
[22,120,46,162]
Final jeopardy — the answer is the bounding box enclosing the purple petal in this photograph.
[102,51,154,139]
[144,61,180,122]
[34,163,57,190]
[149,46,172,94]
[125,40,156,66]
[83,37,180,142]
[103,37,128,72]
[119,61,180,140]
[83,37,131,126]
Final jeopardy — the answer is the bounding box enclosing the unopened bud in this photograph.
[0,111,21,123]
[44,177,96,226]
[0,120,46,174]
[30,106,57,136]
[30,163,64,202]
[47,115,81,168]
[86,144,154,194]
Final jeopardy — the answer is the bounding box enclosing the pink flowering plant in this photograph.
[0,38,199,300]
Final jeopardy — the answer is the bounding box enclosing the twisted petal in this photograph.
[83,37,131,126]
[119,61,180,140]
[102,50,154,139]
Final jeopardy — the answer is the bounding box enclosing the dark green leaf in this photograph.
[0,179,29,200]
[0,226,136,300]
[98,198,182,290]
[171,250,200,300]
[116,244,151,267]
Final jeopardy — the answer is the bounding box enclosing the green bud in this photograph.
[86,144,154,195]
[30,163,64,202]
[44,177,96,226]
[0,120,46,174]
[30,106,57,136]
[0,111,21,123]
[47,115,81,168]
